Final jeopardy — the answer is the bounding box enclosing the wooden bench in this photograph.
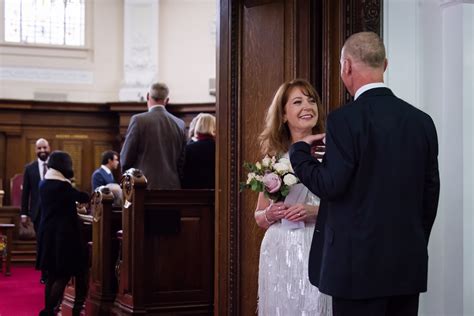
[113,169,215,315]
[85,187,122,316]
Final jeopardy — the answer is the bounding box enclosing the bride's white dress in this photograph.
[258,185,332,316]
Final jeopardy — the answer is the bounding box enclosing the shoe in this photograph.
[40,270,48,284]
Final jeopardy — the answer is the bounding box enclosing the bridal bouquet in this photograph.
[240,155,299,202]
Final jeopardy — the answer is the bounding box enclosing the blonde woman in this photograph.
[182,113,216,188]
[255,79,332,315]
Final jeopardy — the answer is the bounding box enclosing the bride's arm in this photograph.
[254,192,287,229]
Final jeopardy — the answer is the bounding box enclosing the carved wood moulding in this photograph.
[229,1,240,314]
[346,0,382,37]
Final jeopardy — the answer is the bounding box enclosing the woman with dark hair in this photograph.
[36,151,89,316]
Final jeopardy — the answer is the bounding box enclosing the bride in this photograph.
[254,79,332,315]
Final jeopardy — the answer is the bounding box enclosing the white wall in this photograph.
[0,0,216,103]
[463,5,474,315]
[158,0,216,103]
[384,1,473,315]
[0,0,124,102]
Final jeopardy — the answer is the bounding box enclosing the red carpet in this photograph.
[0,265,43,316]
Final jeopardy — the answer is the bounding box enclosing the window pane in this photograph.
[4,0,85,46]
[4,0,21,42]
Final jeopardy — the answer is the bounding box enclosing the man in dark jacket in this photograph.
[21,138,50,232]
[120,83,186,189]
[21,137,51,283]
[91,150,119,190]
[290,32,440,316]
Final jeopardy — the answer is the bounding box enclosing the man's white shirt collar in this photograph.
[354,82,387,100]
[101,165,112,174]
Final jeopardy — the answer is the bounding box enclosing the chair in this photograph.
[10,173,23,207]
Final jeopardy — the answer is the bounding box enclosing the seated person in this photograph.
[105,183,123,208]
[187,113,204,144]
[91,151,119,190]
[182,114,216,189]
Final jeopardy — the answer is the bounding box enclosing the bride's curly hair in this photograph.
[259,79,325,156]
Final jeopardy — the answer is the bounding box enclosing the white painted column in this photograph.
[438,3,464,314]
[462,4,474,315]
[384,0,474,315]
[119,0,159,101]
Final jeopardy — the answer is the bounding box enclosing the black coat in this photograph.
[36,180,89,277]
[21,160,42,222]
[182,138,215,189]
[290,88,440,299]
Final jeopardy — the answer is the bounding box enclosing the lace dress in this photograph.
[258,185,332,316]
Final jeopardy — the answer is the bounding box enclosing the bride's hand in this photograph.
[284,204,311,222]
[265,202,287,223]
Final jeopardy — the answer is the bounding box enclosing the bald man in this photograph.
[290,32,439,316]
[21,138,51,283]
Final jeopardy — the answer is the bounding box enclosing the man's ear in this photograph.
[345,58,352,75]
[146,92,150,101]
[164,97,169,106]
[383,58,388,71]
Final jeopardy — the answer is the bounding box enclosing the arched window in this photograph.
[4,0,85,46]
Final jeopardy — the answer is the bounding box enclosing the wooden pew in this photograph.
[113,169,215,315]
[61,212,93,315]
[86,187,123,315]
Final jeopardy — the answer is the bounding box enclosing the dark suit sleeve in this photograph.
[289,112,355,200]
[422,118,440,243]
[20,165,31,216]
[120,116,139,172]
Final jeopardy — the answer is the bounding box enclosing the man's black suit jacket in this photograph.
[21,160,42,223]
[290,87,440,299]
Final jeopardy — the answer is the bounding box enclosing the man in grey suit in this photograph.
[120,82,186,189]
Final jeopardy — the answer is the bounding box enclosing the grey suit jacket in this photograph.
[120,106,186,189]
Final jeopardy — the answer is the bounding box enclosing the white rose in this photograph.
[283,173,298,186]
[255,175,264,182]
[278,157,291,167]
[246,172,256,184]
[255,161,262,170]
[261,156,272,168]
[273,162,289,175]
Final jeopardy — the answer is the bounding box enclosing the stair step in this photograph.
[12,250,36,256]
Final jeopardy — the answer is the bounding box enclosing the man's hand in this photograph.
[21,215,29,228]
[300,133,326,145]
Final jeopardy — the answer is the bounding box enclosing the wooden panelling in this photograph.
[240,2,286,314]
[0,99,215,201]
[62,141,84,187]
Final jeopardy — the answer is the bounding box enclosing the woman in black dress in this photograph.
[182,113,216,189]
[36,151,89,316]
